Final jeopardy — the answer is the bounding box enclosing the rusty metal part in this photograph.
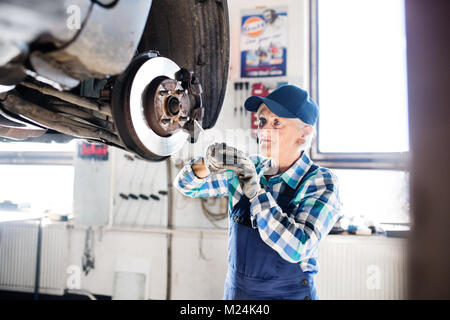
[0,114,25,128]
[1,92,122,146]
[112,53,202,160]
[20,81,112,116]
[111,52,167,161]
[48,103,115,132]
[175,68,204,143]
[143,70,203,143]
[0,126,46,140]
[0,107,45,130]
[111,53,205,160]
[144,78,191,137]
[0,103,47,140]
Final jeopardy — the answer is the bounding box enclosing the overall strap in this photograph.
[230,195,252,228]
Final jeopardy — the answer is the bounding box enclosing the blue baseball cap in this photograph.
[244,85,319,125]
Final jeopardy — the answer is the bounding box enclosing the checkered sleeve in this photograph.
[174,156,234,198]
[249,169,342,263]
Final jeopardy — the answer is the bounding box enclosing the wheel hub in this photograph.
[144,78,190,137]
[111,52,204,160]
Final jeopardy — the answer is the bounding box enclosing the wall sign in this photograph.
[240,7,288,78]
[77,142,109,161]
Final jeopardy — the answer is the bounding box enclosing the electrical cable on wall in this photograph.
[200,197,227,229]
[198,231,211,261]
[175,157,228,229]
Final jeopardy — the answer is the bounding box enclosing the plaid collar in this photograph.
[257,151,313,189]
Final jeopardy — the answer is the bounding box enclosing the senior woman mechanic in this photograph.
[174,85,342,300]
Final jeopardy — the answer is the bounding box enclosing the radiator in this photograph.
[0,221,68,295]
[315,235,408,300]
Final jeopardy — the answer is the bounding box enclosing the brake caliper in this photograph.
[175,68,204,143]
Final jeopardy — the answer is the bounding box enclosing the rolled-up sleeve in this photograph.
[249,169,342,263]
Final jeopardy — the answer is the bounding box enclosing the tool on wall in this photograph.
[82,227,95,276]
[244,82,249,117]
[128,193,139,200]
[250,82,271,137]
[233,81,251,129]
[130,165,152,226]
[233,82,239,116]
[239,82,243,118]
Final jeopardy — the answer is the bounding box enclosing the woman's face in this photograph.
[256,104,305,159]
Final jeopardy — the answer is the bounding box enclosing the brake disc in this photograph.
[112,52,202,160]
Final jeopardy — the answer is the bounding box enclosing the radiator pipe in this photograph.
[65,289,97,300]
[33,219,43,300]
[166,157,174,300]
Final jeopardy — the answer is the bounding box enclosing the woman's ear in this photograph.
[301,125,313,138]
[296,125,313,145]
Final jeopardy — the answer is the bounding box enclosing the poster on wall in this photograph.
[240,7,288,78]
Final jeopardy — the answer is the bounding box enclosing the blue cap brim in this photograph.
[244,96,297,118]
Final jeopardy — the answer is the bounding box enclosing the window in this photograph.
[0,140,75,165]
[0,141,76,152]
[0,140,76,214]
[0,164,74,214]
[310,0,410,224]
[311,0,409,168]
[333,169,410,224]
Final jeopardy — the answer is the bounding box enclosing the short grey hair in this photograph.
[256,104,266,117]
[296,119,315,152]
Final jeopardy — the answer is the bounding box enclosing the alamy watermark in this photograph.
[66,5,81,30]
[366,264,381,290]
[66,264,81,290]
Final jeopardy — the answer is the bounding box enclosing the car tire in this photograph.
[138,0,230,130]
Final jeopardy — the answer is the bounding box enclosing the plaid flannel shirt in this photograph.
[174,151,342,274]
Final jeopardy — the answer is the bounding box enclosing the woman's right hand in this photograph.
[192,157,210,179]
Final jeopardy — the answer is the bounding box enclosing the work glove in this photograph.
[205,142,262,199]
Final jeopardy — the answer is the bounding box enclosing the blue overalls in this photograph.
[224,171,319,300]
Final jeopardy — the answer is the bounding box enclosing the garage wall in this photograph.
[67,228,168,299]
[66,0,311,300]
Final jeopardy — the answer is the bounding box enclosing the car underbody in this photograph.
[0,0,230,161]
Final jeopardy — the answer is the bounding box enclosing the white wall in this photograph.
[67,228,168,299]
